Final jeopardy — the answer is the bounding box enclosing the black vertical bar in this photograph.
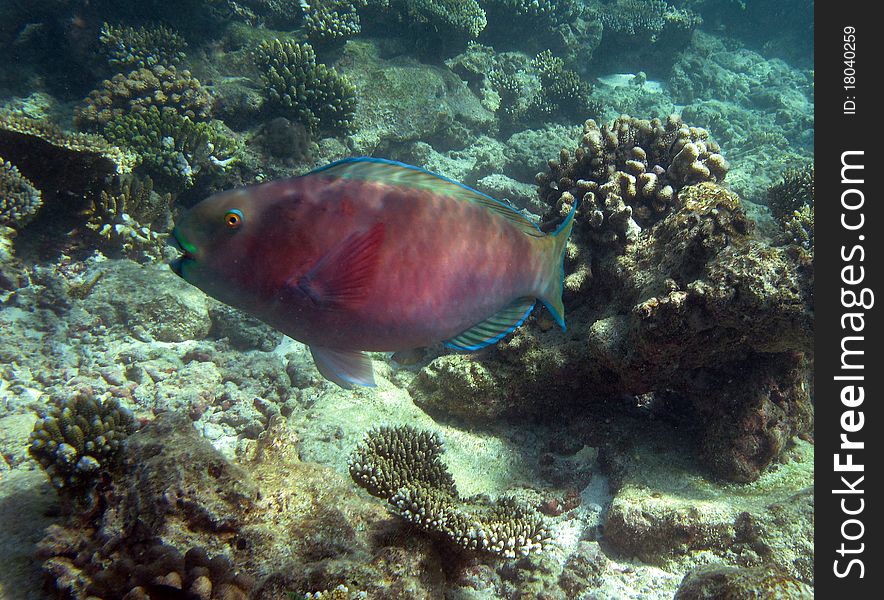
[815,1,882,595]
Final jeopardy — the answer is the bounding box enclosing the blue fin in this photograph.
[307,157,544,238]
[444,297,536,351]
[538,199,578,331]
[292,223,385,309]
[309,345,376,389]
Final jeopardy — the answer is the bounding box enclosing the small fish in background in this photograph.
[170,158,576,388]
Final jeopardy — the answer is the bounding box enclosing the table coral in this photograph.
[253,39,357,136]
[349,425,551,558]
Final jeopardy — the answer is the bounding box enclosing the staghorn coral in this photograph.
[98,22,188,70]
[28,390,136,492]
[349,425,551,558]
[76,65,214,129]
[0,157,42,227]
[84,174,174,255]
[103,106,239,189]
[253,39,357,136]
[537,114,729,249]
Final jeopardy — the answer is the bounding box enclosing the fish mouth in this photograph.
[168,228,193,276]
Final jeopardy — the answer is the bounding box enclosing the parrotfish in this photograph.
[170,158,576,388]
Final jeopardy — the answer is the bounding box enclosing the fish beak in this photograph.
[168,228,192,277]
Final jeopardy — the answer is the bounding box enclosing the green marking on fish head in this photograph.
[169,187,262,305]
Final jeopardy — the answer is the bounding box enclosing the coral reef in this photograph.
[253,39,357,136]
[596,0,701,38]
[403,0,487,38]
[413,158,812,482]
[28,390,136,492]
[83,174,174,257]
[103,106,239,189]
[36,414,447,599]
[301,0,366,44]
[766,165,814,251]
[0,157,42,227]
[76,65,214,130]
[350,425,551,558]
[304,584,366,599]
[98,22,188,70]
[529,50,595,122]
[537,114,728,247]
[674,564,813,599]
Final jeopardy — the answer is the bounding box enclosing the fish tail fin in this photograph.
[539,201,577,331]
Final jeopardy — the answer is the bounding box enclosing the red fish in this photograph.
[171,158,576,388]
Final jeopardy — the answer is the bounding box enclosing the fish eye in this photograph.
[225,209,244,229]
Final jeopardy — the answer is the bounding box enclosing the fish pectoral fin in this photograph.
[309,345,376,389]
[444,297,536,351]
[293,222,385,309]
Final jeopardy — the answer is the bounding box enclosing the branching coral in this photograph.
[301,0,367,44]
[766,165,814,251]
[403,0,488,38]
[98,22,188,69]
[103,106,239,189]
[84,174,174,255]
[349,425,551,558]
[530,49,593,120]
[597,0,700,38]
[0,157,42,227]
[28,390,136,492]
[253,38,357,136]
[537,114,729,249]
[76,65,214,129]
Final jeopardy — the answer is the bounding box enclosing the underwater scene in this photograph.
[0,1,814,598]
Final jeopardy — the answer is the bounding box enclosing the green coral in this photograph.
[597,0,701,37]
[404,0,487,38]
[76,65,214,129]
[349,425,551,558]
[98,22,188,69]
[104,106,238,189]
[28,392,136,491]
[253,38,357,135]
[301,0,366,43]
[0,157,42,227]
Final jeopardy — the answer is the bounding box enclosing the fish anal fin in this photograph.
[444,297,536,351]
[294,222,385,309]
[309,346,376,389]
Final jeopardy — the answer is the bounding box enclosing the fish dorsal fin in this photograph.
[308,157,544,238]
[444,297,536,351]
